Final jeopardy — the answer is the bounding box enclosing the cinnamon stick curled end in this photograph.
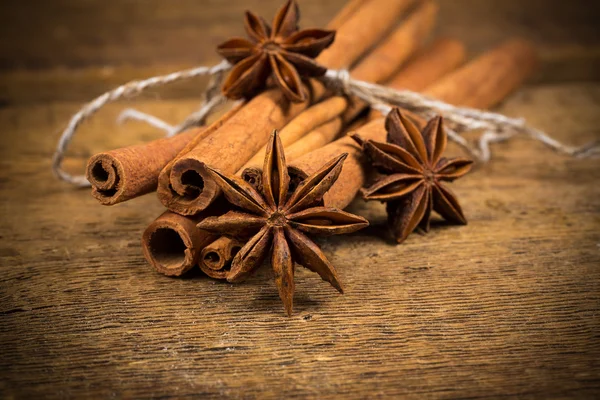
[86,153,124,204]
[199,236,244,280]
[164,159,221,216]
[142,211,216,277]
[86,131,195,205]
[240,167,263,193]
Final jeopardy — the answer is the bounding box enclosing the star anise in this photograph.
[216,0,335,102]
[351,108,473,244]
[197,131,368,316]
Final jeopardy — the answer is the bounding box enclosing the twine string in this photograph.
[53,62,598,187]
[52,60,231,187]
[117,108,176,132]
[323,69,599,161]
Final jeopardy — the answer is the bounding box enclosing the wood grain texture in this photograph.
[1,0,600,398]
[1,0,600,105]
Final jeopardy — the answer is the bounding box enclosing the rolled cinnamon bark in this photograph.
[238,96,349,173]
[142,211,217,277]
[156,101,246,212]
[424,38,538,108]
[199,236,245,279]
[160,87,320,215]
[241,6,439,192]
[340,1,440,123]
[284,38,463,160]
[350,0,438,83]
[86,129,199,205]
[327,0,370,30]
[364,37,467,120]
[285,117,343,162]
[319,0,418,69]
[289,119,385,209]
[158,0,418,216]
[387,37,467,91]
[241,117,344,191]
[289,38,539,209]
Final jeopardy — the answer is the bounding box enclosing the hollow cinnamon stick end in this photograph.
[142,211,213,276]
[198,236,244,280]
[86,153,126,205]
[160,158,221,216]
[287,166,309,195]
[241,166,263,193]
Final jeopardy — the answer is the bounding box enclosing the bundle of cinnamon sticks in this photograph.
[85,0,537,282]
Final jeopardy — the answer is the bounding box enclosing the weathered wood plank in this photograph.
[1,0,600,105]
[0,82,598,398]
[1,0,600,397]
[1,0,598,71]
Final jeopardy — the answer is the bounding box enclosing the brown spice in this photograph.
[197,131,368,316]
[340,0,440,123]
[350,0,439,83]
[423,38,538,108]
[326,0,369,30]
[387,37,467,91]
[141,211,217,277]
[351,109,473,243]
[318,0,418,68]
[284,117,344,163]
[217,0,335,102]
[238,96,349,173]
[160,87,319,216]
[86,129,199,205]
[158,0,417,216]
[199,236,245,279]
[241,117,344,194]
[290,37,539,211]
[241,6,440,193]
[156,101,252,214]
[288,119,386,209]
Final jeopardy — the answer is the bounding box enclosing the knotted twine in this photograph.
[53,61,599,187]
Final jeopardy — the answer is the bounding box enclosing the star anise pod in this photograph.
[351,108,473,244]
[216,0,335,102]
[198,131,368,316]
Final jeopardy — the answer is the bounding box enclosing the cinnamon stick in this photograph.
[238,96,349,173]
[156,101,246,212]
[142,211,217,277]
[289,38,539,209]
[424,38,538,108]
[340,1,439,123]
[284,110,373,163]
[285,117,343,162]
[327,0,370,30]
[86,129,199,205]
[157,0,419,216]
[350,0,438,83]
[241,6,438,192]
[364,37,466,120]
[291,38,465,158]
[319,0,418,69]
[387,37,467,91]
[241,116,344,191]
[199,236,245,279]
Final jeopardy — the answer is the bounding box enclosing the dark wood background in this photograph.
[1,0,599,398]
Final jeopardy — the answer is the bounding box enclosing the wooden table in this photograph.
[1,0,599,398]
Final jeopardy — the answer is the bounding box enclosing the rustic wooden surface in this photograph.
[1,0,599,398]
